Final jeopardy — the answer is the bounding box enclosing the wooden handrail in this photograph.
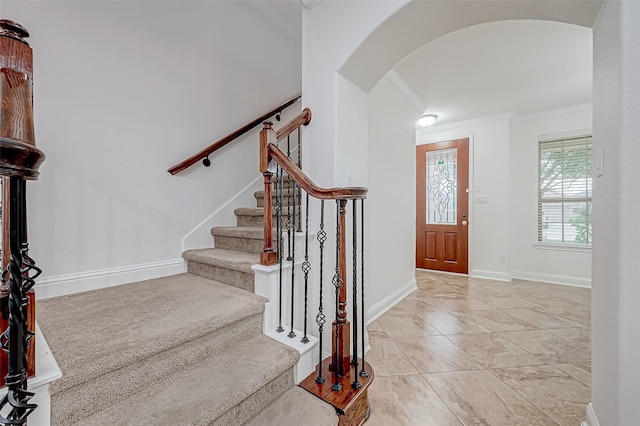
[276,107,312,140]
[167,94,301,175]
[268,143,367,200]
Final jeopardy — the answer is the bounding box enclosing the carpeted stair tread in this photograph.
[76,335,300,426]
[39,273,267,396]
[254,188,297,199]
[183,248,259,274]
[248,387,338,426]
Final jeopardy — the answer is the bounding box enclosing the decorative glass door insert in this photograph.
[426,148,457,224]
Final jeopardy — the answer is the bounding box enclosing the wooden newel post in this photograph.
[332,199,351,376]
[260,121,277,266]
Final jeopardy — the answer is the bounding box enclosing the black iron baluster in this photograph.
[359,199,368,378]
[315,201,326,384]
[288,178,297,339]
[276,166,284,333]
[0,178,36,424]
[351,199,361,389]
[286,136,293,261]
[331,200,342,392]
[301,193,310,344]
[296,127,302,232]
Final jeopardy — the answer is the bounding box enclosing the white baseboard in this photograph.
[469,269,511,282]
[510,270,591,288]
[583,402,600,426]
[35,259,186,299]
[367,278,417,323]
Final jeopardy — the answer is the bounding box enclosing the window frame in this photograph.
[537,132,592,249]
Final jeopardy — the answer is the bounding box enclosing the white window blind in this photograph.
[538,134,592,245]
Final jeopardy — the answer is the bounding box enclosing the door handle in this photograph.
[462,220,468,226]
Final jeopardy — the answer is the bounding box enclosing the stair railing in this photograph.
[167,94,302,175]
[0,20,45,425]
[259,114,373,422]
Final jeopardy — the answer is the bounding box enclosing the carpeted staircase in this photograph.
[37,182,337,425]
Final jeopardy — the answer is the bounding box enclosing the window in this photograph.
[538,134,592,245]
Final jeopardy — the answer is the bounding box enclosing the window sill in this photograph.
[533,243,592,253]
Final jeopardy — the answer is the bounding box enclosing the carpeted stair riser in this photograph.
[183,249,258,292]
[51,314,264,425]
[215,369,293,426]
[235,208,301,228]
[248,387,338,426]
[211,227,275,254]
[75,335,300,426]
[188,260,254,292]
[254,188,300,208]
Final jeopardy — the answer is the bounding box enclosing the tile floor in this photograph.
[366,270,591,426]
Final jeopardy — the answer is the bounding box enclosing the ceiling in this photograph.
[392,19,593,126]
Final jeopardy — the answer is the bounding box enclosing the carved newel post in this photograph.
[0,19,45,425]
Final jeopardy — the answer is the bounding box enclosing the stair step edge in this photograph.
[41,273,266,397]
[75,335,300,426]
[183,248,259,273]
[248,386,338,426]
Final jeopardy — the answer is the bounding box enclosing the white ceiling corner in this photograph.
[386,69,426,115]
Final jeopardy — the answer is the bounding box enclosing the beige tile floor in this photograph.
[366,270,591,426]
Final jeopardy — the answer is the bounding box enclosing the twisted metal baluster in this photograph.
[301,192,310,344]
[331,200,342,392]
[0,178,36,425]
[276,166,284,333]
[315,201,326,384]
[288,178,297,339]
[351,199,361,389]
[360,199,368,378]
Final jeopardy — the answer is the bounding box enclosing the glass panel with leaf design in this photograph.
[426,148,457,225]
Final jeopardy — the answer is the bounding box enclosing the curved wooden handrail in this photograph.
[167,94,301,175]
[276,107,312,140]
[268,143,367,200]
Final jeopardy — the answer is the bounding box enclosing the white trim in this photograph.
[367,279,417,323]
[538,128,592,143]
[469,269,511,282]
[582,403,600,426]
[299,0,323,8]
[416,112,514,137]
[510,270,591,288]
[387,69,426,114]
[533,242,592,253]
[35,259,186,299]
[512,103,592,122]
[181,175,262,251]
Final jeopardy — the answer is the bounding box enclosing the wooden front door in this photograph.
[416,139,469,274]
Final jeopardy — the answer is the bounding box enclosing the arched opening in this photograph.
[302,1,640,424]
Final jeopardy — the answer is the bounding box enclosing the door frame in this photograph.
[416,133,474,275]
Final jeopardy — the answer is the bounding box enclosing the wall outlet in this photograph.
[499,254,507,264]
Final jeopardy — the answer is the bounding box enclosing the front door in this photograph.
[416,139,469,273]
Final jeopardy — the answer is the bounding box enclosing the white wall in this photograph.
[302,0,407,188]
[1,1,301,294]
[591,1,640,424]
[417,115,511,281]
[366,75,418,318]
[509,105,592,287]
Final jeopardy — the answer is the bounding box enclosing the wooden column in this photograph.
[259,121,277,266]
[332,199,350,376]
